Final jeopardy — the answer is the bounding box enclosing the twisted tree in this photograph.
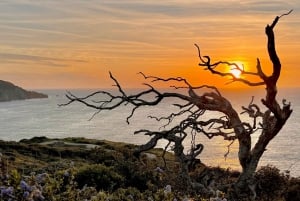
[62,11,293,198]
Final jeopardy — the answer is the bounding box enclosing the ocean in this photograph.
[0,88,299,177]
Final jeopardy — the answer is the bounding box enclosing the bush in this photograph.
[284,177,300,201]
[255,165,288,200]
[74,164,124,191]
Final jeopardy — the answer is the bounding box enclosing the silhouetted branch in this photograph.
[61,11,293,198]
[148,104,199,129]
[224,140,235,160]
[241,96,264,129]
[195,44,265,86]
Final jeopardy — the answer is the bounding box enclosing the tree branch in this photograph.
[195,44,265,86]
[61,11,293,197]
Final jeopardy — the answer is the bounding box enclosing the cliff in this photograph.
[0,80,48,102]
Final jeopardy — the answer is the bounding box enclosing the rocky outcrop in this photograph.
[0,80,48,102]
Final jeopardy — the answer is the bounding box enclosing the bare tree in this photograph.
[61,11,293,198]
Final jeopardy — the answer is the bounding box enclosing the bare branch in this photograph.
[61,11,293,197]
[162,141,172,169]
[270,9,293,29]
[224,140,235,160]
[279,9,293,18]
[139,72,192,88]
[241,96,264,129]
[195,44,265,86]
[148,104,198,129]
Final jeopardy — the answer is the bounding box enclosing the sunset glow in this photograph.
[0,1,299,89]
[230,68,242,78]
[228,61,245,78]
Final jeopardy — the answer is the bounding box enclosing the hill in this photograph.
[0,80,47,102]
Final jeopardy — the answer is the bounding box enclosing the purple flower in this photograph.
[154,166,164,173]
[0,186,14,198]
[20,180,31,191]
[23,191,30,198]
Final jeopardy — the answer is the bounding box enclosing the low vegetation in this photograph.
[0,137,299,201]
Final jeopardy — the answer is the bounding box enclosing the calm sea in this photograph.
[0,88,299,176]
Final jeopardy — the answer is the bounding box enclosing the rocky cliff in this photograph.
[0,80,48,102]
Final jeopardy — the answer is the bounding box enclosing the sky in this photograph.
[0,0,300,89]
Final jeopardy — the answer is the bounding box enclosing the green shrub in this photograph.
[74,164,124,191]
[108,187,145,201]
[114,160,159,191]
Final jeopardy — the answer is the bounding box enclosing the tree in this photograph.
[61,11,293,198]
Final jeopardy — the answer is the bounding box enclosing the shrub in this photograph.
[255,165,288,200]
[74,164,124,191]
[114,159,159,191]
[284,177,300,201]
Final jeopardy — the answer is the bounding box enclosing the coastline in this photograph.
[0,88,299,178]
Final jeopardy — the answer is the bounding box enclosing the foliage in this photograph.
[284,177,300,201]
[255,165,289,200]
[74,164,124,191]
[0,138,299,200]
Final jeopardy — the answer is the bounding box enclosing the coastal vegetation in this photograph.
[0,137,299,201]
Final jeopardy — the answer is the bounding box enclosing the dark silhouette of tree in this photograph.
[61,11,293,198]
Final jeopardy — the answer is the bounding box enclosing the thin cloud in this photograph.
[0,0,299,88]
[0,53,86,67]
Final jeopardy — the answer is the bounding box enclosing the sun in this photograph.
[230,68,242,78]
[229,61,245,78]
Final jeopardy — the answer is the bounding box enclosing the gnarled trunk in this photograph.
[62,10,293,200]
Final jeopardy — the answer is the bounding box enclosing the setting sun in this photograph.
[230,68,242,78]
[228,61,245,78]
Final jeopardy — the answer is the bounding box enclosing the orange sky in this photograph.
[0,1,299,89]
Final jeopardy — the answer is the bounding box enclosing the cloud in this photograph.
[1,1,296,48]
[0,0,299,88]
[0,53,86,67]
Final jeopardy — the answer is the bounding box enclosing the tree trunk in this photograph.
[235,111,292,198]
[173,139,193,190]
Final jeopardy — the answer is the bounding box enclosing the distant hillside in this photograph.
[0,80,48,102]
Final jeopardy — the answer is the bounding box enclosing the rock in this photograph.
[0,80,47,102]
[140,152,157,166]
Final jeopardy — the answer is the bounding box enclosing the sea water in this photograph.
[0,88,299,176]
